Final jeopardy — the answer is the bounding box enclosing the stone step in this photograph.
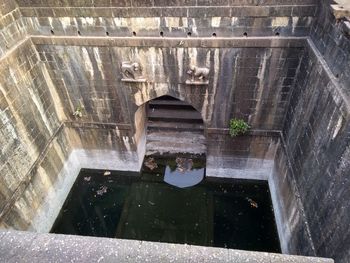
[148,108,203,123]
[146,130,206,155]
[147,120,204,132]
[148,99,190,107]
[147,130,205,141]
[148,99,195,111]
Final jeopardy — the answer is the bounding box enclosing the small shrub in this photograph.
[229,118,250,137]
[73,105,84,118]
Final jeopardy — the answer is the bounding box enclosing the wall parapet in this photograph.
[0,230,334,263]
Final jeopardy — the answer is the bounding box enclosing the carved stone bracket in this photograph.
[186,65,210,85]
[121,61,147,83]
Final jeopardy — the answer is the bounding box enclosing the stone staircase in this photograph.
[146,96,206,155]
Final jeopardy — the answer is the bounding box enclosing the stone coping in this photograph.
[206,128,281,137]
[17,0,318,8]
[31,35,307,48]
[0,36,307,63]
[19,5,317,18]
[0,230,333,263]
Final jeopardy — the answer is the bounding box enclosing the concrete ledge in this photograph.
[0,230,333,263]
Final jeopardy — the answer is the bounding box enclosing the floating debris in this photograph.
[246,197,258,208]
[175,157,193,173]
[103,171,111,176]
[84,176,91,182]
[97,185,108,196]
[148,201,155,206]
[144,157,158,170]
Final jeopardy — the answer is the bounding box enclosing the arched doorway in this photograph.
[134,95,207,188]
[145,95,206,155]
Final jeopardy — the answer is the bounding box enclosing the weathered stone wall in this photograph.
[32,38,304,182]
[272,1,350,262]
[310,0,350,97]
[18,0,317,37]
[271,141,313,255]
[206,129,279,179]
[33,38,304,131]
[0,1,26,57]
[278,35,350,263]
[0,38,69,229]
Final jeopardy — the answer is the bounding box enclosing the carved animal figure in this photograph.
[121,62,142,80]
[187,65,210,82]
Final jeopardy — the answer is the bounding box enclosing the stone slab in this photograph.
[0,230,334,263]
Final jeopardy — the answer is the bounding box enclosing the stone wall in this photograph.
[1,2,349,263]
[310,0,350,97]
[206,129,279,179]
[32,38,304,183]
[33,38,304,131]
[273,1,350,262]
[18,0,317,37]
[278,29,350,263]
[0,38,69,229]
[0,0,26,57]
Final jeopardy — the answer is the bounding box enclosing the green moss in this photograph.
[229,118,250,137]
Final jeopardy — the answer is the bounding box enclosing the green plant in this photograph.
[229,118,250,137]
[73,105,84,118]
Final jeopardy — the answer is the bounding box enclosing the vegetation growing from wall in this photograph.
[73,105,84,118]
[229,118,250,137]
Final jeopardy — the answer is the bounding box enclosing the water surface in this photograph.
[51,155,280,253]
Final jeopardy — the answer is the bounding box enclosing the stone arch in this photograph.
[133,91,206,161]
[132,87,205,125]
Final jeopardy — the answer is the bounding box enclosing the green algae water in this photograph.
[51,155,281,253]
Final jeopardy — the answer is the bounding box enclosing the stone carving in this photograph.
[121,61,146,82]
[186,65,210,85]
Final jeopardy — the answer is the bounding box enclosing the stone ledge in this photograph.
[30,35,307,48]
[0,230,333,263]
[19,5,317,18]
[206,128,281,137]
[64,121,132,130]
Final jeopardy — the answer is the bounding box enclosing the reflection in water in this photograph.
[163,156,204,188]
[51,155,281,253]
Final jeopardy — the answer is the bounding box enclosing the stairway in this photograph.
[146,96,206,155]
[147,96,204,132]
